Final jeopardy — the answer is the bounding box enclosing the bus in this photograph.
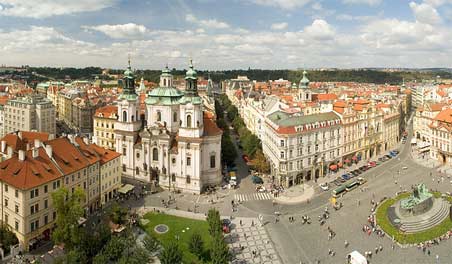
[346,181,359,191]
[332,185,347,197]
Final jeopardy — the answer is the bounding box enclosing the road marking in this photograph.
[234,192,273,202]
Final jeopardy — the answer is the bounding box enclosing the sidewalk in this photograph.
[274,184,314,205]
[411,150,441,169]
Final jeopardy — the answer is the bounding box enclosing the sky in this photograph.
[1,0,452,70]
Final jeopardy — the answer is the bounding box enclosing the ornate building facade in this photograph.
[115,61,222,193]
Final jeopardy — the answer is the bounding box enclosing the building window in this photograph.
[15,221,19,231]
[172,158,176,164]
[4,184,8,192]
[152,148,158,161]
[280,140,284,147]
[123,148,126,155]
[4,199,8,208]
[173,112,177,122]
[210,155,216,168]
[171,173,176,182]
[157,111,161,122]
[44,199,48,209]
[187,157,191,166]
[15,190,18,198]
[136,167,140,175]
[280,152,284,159]
[186,175,191,184]
[30,189,38,199]
[44,185,48,193]
[136,152,140,159]
[122,111,127,122]
[44,215,48,225]
[4,214,8,224]
[186,115,192,128]
[122,164,126,172]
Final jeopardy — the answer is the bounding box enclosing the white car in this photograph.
[319,183,329,191]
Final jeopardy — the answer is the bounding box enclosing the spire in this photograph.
[299,70,310,89]
[184,59,199,98]
[119,58,138,101]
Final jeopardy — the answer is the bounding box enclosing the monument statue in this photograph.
[400,183,433,216]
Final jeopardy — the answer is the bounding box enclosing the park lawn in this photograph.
[376,193,452,244]
[141,212,213,263]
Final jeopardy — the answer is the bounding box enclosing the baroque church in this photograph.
[114,60,223,193]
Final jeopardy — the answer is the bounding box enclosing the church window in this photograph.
[172,173,176,182]
[186,143,190,149]
[122,111,127,122]
[122,164,126,172]
[186,175,191,184]
[187,157,191,166]
[131,115,135,122]
[186,115,192,128]
[210,155,216,168]
[173,112,177,122]
[122,148,126,156]
[157,111,161,122]
[136,152,140,159]
[152,148,158,161]
[136,167,140,175]
[172,158,176,164]
[163,79,167,86]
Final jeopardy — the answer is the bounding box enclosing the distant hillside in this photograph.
[25,67,452,85]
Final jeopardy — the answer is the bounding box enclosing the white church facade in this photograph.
[114,61,223,193]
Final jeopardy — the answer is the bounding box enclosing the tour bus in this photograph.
[346,181,359,192]
[332,185,347,197]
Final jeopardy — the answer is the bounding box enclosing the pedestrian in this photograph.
[392,244,395,250]
[251,220,254,226]
[379,245,383,251]
[358,200,360,206]
[375,247,378,254]
[240,219,243,226]
[244,233,247,239]
[428,249,431,256]
[344,240,349,247]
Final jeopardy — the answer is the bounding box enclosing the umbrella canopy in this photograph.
[344,159,351,163]
[352,156,358,161]
[338,162,343,168]
[329,164,338,170]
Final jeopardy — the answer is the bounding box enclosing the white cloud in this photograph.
[271,22,288,30]
[409,2,441,25]
[248,0,313,10]
[186,14,230,29]
[82,23,148,39]
[0,0,116,18]
[303,19,335,40]
[342,0,381,6]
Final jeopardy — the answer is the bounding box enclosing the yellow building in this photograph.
[93,105,118,150]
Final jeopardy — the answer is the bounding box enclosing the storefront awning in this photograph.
[344,159,351,163]
[329,164,338,170]
[118,184,135,194]
[337,162,343,168]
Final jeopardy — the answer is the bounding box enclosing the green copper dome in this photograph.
[185,59,197,80]
[299,70,310,89]
[145,87,184,105]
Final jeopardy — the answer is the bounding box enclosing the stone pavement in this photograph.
[411,150,441,169]
[226,217,281,264]
[274,184,314,205]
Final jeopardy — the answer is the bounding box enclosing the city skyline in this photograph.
[0,0,452,69]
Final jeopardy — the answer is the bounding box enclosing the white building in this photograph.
[115,61,222,193]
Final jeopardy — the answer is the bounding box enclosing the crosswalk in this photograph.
[234,192,273,202]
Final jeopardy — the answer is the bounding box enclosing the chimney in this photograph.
[68,134,75,144]
[18,150,25,161]
[18,131,22,139]
[34,139,41,148]
[6,146,13,159]
[1,141,5,153]
[45,145,53,158]
[32,148,39,159]
[83,137,89,145]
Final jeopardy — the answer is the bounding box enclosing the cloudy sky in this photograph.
[1,0,452,70]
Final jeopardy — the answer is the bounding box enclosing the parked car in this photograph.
[351,170,361,176]
[368,161,377,167]
[385,154,393,159]
[341,174,351,180]
[319,182,329,191]
[337,177,346,183]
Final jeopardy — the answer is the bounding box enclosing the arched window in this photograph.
[122,111,127,122]
[131,115,135,122]
[173,112,177,122]
[163,79,167,86]
[186,114,192,128]
[135,167,140,175]
[157,111,162,121]
[152,148,158,161]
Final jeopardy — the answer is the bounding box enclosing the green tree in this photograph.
[0,225,19,254]
[188,231,204,258]
[206,208,222,236]
[252,149,270,173]
[160,240,183,264]
[221,135,238,166]
[103,235,128,261]
[51,187,85,250]
[211,234,230,264]
[92,253,109,264]
[118,246,150,264]
[143,234,160,255]
[109,202,128,225]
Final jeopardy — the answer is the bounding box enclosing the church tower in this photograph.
[115,58,142,179]
[179,60,203,138]
[298,70,312,102]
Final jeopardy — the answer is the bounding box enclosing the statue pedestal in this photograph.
[399,196,433,216]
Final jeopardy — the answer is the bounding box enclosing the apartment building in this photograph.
[3,94,55,136]
[0,133,121,250]
[263,111,342,186]
[93,105,118,150]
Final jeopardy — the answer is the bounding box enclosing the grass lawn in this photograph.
[141,212,213,263]
[376,193,452,244]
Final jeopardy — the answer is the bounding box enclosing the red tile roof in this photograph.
[434,108,452,124]
[313,93,338,101]
[45,137,90,175]
[203,118,222,137]
[0,148,63,190]
[89,143,121,165]
[95,105,118,118]
[0,131,50,153]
